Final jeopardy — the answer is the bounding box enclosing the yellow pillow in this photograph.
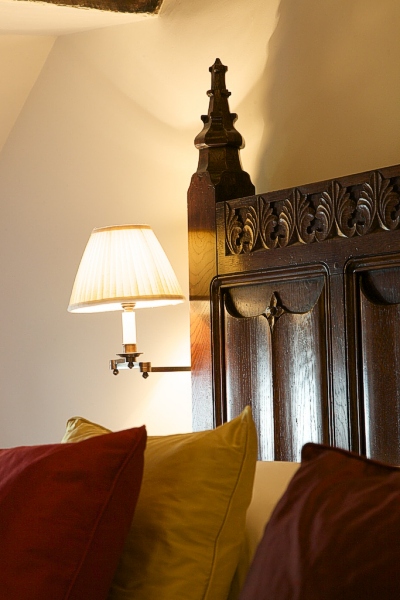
[62,407,257,600]
[61,416,111,442]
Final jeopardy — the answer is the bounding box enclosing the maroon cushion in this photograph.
[0,426,146,600]
[239,443,400,600]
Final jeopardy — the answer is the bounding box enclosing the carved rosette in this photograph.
[263,292,285,333]
[225,169,400,255]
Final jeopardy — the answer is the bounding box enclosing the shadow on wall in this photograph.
[253,0,400,193]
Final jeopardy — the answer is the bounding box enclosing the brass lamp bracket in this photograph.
[110,351,142,375]
[139,362,191,379]
[110,354,191,377]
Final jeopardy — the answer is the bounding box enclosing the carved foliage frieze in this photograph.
[225,170,400,255]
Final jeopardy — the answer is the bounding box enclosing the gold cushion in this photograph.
[61,416,111,442]
[62,407,258,600]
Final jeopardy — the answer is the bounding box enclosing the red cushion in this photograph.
[0,426,146,600]
[239,443,400,600]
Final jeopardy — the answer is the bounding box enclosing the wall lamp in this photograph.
[68,224,191,377]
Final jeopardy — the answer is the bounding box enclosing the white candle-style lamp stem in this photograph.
[122,304,137,352]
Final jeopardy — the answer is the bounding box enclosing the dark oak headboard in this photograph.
[188,59,400,463]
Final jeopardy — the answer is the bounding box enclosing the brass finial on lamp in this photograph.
[68,224,189,376]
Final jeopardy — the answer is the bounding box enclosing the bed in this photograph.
[185,59,400,599]
[3,58,400,600]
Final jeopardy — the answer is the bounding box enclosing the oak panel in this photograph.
[359,269,400,463]
[220,272,329,460]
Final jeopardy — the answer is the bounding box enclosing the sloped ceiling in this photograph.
[0,0,162,35]
[0,36,56,153]
[35,0,163,12]
[0,0,163,152]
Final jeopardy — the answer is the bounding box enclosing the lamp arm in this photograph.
[139,362,191,379]
[109,356,191,377]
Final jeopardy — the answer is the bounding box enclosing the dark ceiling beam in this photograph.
[19,0,164,14]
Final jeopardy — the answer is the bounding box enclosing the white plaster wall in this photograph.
[1,0,399,446]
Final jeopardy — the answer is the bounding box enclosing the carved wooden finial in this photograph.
[209,58,229,95]
[195,58,243,151]
[193,59,255,201]
[188,60,255,426]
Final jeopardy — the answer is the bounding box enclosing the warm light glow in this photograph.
[68,224,184,313]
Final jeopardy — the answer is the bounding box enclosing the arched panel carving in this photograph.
[221,271,329,460]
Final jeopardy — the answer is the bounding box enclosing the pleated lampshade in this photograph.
[68,225,184,313]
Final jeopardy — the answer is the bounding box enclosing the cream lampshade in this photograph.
[68,225,184,368]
